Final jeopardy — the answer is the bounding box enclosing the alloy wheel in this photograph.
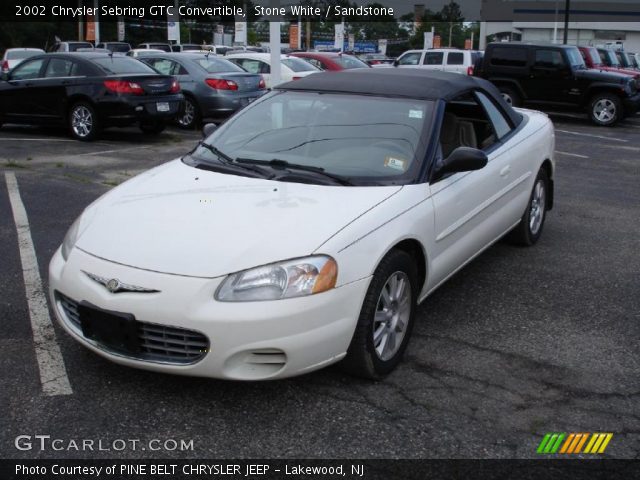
[373,271,412,361]
[529,179,546,235]
[593,98,616,123]
[71,106,93,138]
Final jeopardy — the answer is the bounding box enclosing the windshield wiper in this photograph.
[197,141,235,164]
[235,158,354,186]
[195,143,272,178]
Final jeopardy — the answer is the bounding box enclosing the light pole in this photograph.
[563,0,570,45]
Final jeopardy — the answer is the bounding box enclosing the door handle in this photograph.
[499,165,511,177]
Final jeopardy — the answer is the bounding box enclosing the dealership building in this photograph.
[479,0,640,51]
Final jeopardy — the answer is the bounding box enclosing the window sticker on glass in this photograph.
[384,156,407,171]
[409,110,423,119]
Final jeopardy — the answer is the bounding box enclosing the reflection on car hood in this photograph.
[76,159,402,277]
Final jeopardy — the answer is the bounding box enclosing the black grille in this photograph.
[56,292,209,365]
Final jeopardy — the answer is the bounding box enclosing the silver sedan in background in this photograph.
[140,52,267,128]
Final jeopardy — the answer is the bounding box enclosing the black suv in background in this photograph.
[475,42,640,126]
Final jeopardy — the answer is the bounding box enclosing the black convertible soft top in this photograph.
[276,68,522,126]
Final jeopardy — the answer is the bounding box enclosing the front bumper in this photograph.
[49,247,370,380]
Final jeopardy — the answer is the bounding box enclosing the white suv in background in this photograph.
[2,48,44,74]
[395,48,482,75]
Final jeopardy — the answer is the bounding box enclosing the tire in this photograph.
[589,93,622,126]
[507,168,549,246]
[176,96,200,130]
[69,102,99,141]
[341,249,418,379]
[139,120,166,135]
[499,86,522,108]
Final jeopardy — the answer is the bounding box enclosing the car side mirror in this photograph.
[435,147,488,180]
[202,123,217,137]
[392,59,399,67]
[0,72,8,82]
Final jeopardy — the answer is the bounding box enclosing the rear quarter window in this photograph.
[489,47,528,67]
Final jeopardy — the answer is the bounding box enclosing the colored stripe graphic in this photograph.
[538,433,612,454]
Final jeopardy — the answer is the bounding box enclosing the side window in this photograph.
[44,58,74,77]
[305,58,324,70]
[148,59,174,75]
[10,58,45,80]
[176,63,188,75]
[424,52,444,65]
[69,61,92,76]
[397,52,421,66]
[475,91,513,141]
[534,50,565,68]
[489,47,527,67]
[446,52,464,65]
[438,91,511,161]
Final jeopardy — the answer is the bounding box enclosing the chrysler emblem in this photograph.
[82,271,160,294]
[106,279,120,293]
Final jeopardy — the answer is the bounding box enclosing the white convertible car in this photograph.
[49,69,555,380]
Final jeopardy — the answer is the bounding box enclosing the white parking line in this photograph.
[82,144,153,156]
[556,129,628,143]
[5,172,73,396]
[555,150,589,159]
[0,138,75,142]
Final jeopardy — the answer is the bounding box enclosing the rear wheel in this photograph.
[507,168,549,246]
[139,120,166,135]
[499,86,521,107]
[177,96,200,129]
[341,249,418,379]
[589,93,622,126]
[69,102,98,141]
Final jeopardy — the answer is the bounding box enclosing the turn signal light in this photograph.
[103,80,144,95]
[258,77,266,89]
[467,65,474,76]
[1,60,9,74]
[205,78,238,90]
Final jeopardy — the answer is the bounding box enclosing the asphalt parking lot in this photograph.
[0,115,638,460]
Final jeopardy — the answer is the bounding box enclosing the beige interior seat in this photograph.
[440,112,478,157]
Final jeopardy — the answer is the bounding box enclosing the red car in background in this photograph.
[289,52,370,71]
[578,46,640,78]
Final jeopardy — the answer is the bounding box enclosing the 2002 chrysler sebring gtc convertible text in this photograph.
[49,69,555,380]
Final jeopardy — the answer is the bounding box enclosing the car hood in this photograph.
[76,160,402,277]
[575,68,629,84]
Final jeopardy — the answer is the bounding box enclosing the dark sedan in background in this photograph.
[140,52,266,128]
[0,53,183,140]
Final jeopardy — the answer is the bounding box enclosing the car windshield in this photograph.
[194,91,432,184]
[92,56,157,74]
[566,48,586,68]
[604,50,620,66]
[282,57,319,72]
[6,50,41,60]
[68,43,92,51]
[193,57,244,73]
[586,48,602,65]
[108,44,131,53]
[333,55,369,69]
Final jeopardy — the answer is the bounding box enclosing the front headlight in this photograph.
[215,255,338,302]
[61,216,81,261]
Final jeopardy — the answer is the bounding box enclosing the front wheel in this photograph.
[69,102,99,141]
[341,249,418,379]
[589,93,622,126]
[507,168,549,246]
